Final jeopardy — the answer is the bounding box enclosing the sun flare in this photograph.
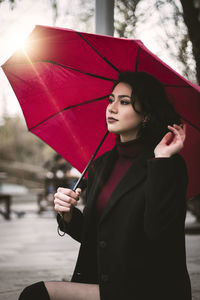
[11,34,27,50]
[4,25,34,59]
[9,30,31,52]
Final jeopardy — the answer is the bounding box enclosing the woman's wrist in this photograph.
[63,210,73,224]
[154,152,171,158]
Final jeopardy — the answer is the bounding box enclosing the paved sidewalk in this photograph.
[0,202,199,300]
[0,201,80,300]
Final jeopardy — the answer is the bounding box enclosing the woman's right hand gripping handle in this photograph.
[54,187,82,223]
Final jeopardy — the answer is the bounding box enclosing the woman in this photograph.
[19,72,192,300]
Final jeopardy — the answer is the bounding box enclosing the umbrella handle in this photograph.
[57,130,109,237]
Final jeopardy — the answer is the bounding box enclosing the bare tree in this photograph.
[1,0,199,83]
[179,0,200,83]
[0,0,15,9]
[115,0,199,84]
[115,0,141,38]
[0,115,54,164]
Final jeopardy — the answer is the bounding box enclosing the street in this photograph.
[0,201,199,300]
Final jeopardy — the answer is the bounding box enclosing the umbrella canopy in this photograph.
[2,25,200,199]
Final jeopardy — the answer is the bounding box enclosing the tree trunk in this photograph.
[180,0,200,84]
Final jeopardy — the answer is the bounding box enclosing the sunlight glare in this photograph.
[3,25,34,60]
[9,30,31,52]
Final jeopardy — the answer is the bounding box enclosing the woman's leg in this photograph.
[45,281,100,300]
[18,281,100,300]
[19,281,50,300]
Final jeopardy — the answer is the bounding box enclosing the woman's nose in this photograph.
[108,101,118,113]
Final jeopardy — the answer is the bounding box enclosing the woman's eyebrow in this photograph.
[109,94,131,99]
[118,95,131,99]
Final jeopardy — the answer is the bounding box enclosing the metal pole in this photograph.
[95,0,114,36]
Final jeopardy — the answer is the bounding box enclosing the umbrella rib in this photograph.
[180,115,200,131]
[75,31,120,74]
[43,60,116,82]
[29,94,110,131]
[165,85,192,88]
[135,48,141,72]
[133,49,193,89]
[5,60,116,83]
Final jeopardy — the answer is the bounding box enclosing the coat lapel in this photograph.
[83,149,116,217]
[84,147,154,225]
[99,148,154,225]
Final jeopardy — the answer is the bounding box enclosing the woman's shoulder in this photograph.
[147,152,188,178]
[171,153,187,168]
[150,152,186,166]
[163,154,187,179]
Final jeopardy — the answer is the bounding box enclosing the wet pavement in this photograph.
[0,200,200,300]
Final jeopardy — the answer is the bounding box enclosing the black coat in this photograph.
[58,146,192,300]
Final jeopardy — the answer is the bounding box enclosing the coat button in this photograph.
[99,240,107,248]
[101,274,109,282]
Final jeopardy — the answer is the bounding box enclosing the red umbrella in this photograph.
[1,25,200,199]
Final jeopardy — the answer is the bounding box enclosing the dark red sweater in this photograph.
[96,137,143,216]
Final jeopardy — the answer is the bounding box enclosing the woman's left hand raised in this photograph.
[154,124,186,158]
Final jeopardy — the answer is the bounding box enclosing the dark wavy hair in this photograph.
[113,71,181,148]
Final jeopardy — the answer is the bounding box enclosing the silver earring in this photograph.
[142,116,150,128]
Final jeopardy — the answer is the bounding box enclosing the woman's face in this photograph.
[106,82,144,142]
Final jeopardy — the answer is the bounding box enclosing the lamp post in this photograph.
[95,0,115,36]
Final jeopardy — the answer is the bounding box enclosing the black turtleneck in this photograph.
[96,136,143,216]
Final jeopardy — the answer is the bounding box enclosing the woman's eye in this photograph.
[108,98,114,104]
[120,100,131,105]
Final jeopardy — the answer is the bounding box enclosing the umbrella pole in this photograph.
[72,130,109,191]
[57,131,109,236]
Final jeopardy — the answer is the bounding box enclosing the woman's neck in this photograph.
[116,136,143,159]
[119,133,138,143]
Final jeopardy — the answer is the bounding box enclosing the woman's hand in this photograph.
[54,187,82,223]
[154,124,186,158]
